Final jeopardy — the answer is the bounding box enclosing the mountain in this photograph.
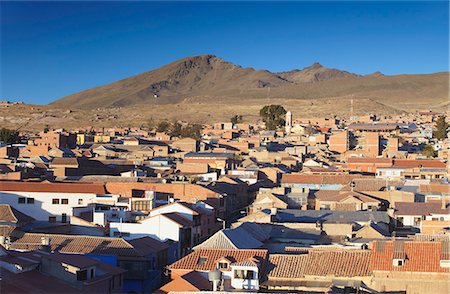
[51,54,449,110]
[277,62,360,83]
[51,54,291,109]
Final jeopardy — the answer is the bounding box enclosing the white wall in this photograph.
[0,191,99,222]
[109,214,180,241]
[230,265,259,290]
[149,203,194,221]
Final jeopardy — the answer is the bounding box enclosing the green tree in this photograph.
[180,124,202,140]
[0,128,19,144]
[433,115,449,141]
[43,124,50,132]
[259,105,287,130]
[421,144,436,158]
[230,115,243,125]
[156,121,171,133]
[170,122,183,137]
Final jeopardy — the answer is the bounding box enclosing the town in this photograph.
[0,105,449,293]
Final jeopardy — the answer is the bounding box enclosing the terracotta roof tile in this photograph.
[0,181,106,194]
[370,240,450,273]
[169,248,268,271]
[8,233,143,257]
[0,204,35,223]
[282,174,365,185]
[394,202,449,216]
[267,250,372,279]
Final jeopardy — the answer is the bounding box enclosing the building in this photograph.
[328,130,349,153]
[6,233,170,293]
[0,181,107,223]
[263,250,372,292]
[394,201,450,230]
[168,248,269,291]
[0,248,126,293]
[370,240,450,293]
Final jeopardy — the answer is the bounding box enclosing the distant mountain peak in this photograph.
[309,62,324,69]
[368,71,384,77]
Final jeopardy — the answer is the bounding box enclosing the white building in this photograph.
[0,182,108,223]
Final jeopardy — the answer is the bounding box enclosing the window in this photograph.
[218,262,228,269]
[90,268,94,278]
[393,259,404,267]
[49,216,56,223]
[61,199,69,205]
[197,257,207,265]
[320,204,331,210]
[52,199,59,205]
[414,217,421,226]
[18,197,26,204]
[234,269,255,280]
[61,213,67,223]
[26,198,35,204]
[77,270,88,281]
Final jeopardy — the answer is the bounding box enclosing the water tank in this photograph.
[208,270,222,282]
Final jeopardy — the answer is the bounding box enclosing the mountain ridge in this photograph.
[50,54,449,110]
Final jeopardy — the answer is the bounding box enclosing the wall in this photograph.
[371,270,450,294]
[0,191,98,221]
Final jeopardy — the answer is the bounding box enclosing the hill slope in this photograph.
[51,54,449,110]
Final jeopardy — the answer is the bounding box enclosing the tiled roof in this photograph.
[0,225,17,236]
[267,250,372,279]
[0,181,106,194]
[1,268,84,293]
[282,174,364,185]
[185,152,233,158]
[347,158,392,164]
[156,271,211,294]
[341,178,403,191]
[314,190,381,203]
[413,234,450,242]
[0,204,35,223]
[370,240,450,273]
[275,209,391,224]
[8,233,144,257]
[162,212,193,227]
[419,183,450,194]
[394,202,449,216]
[194,227,264,250]
[127,236,169,254]
[392,159,446,169]
[169,248,268,271]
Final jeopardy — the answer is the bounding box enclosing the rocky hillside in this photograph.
[50,54,449,110]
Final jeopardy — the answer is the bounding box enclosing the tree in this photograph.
[43,124,50,132]
[421,144,436,158]
[170,122,183,137]
[230,115,243,125]
[180,124,202,140]
[0,128,19,144]
[146,117,156,130]
[433,115,449,141]
[259,105,287,130]
[156,121,170,133]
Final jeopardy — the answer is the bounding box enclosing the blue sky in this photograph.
[1,1,448,104]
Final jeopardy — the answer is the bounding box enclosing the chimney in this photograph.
[41,237,52,252]
[270,207,278,216]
